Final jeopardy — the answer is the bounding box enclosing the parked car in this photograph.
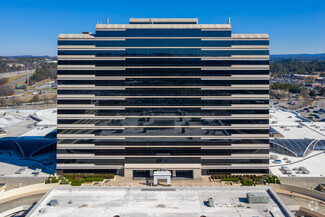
[311,113,320,118]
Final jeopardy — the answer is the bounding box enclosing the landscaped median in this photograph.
[210,174,281,186]
[45,173,115,186]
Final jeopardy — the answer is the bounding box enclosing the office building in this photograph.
[57,18,269,178]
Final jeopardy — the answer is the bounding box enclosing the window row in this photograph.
[57,147,269,155]
[57,108,269,116]
[57,89,269,96]
[57,79,269,86]
[57,98,269,106]
[58,39,268,47]
[58,118,268,126]
[58,128,268,136]
[58,59,268,66]
[57,158,268,165]
[58,69,269,76]
[57,139,269,145]
[58,49,269,56]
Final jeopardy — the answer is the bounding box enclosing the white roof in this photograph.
[270,151,325,177]
[96,23,231,30]
[27,187,291,217]
[270,109,325,139]
[129,18,198,24]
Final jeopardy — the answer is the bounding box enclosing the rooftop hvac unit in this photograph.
[207,198,215,207]
[246,192,270,203]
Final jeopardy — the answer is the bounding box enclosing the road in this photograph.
[4,70,35,88]
[0,70,30,78]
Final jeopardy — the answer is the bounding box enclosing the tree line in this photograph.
[270,59,325,76]
[30,63,57,83]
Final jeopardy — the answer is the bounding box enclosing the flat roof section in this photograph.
[26,187,293,217]
[129,18,199,24]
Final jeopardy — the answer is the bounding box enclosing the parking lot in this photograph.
[271,98,325,122]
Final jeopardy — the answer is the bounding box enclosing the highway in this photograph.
[4,70,35,88]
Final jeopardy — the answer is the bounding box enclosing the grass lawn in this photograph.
[7,74,26,84]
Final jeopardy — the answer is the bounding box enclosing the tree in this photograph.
[309,90,317,98]
[304,76,315,84]
[321,87,325,96]
[0,77,8,85]
[0,86,14,97]
[0,98,5,107]
[43,95,54,104]
[300,89,311,107]
[12,97,23,108]
[31,94,40,104]
[300,89,309,99]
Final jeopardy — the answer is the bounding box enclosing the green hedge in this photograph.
[63,173,114,180]
[210,174,280,185]
[221,177,239,182]
[242,180,254,186]
[59,176,70,185]
[45,176,59,184]
[59,173,115,186]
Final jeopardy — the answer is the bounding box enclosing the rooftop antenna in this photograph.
[227,17,231,25]
[106,17,109,24]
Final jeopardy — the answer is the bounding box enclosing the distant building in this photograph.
[57,18,269,178]
[6,63,25,67]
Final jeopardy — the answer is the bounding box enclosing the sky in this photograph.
[0,0,324,56]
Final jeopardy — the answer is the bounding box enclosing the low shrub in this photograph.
[210,174,280,186]
[59,176,70,185]
[221,177,239,182]
[60,173,115,186]
[45,176,59,184]
[242,179,254,186]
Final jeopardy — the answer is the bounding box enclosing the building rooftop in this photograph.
[95,23,231,30]
[270,108,325,140]
[129,18,199,24]
[269,150,325,177]
[26,186,293,217]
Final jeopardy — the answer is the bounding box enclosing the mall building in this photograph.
[57,18,269,178]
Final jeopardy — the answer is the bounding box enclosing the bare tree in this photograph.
[300,89,311,107]
[0,86,14,97]
[31,95,40,104]
[13,97,23,108]
[49,94,57,105]
[0,98,5,107]
[304,76,315,84]
[42,95,50,104]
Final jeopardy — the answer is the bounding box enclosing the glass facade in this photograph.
[57,18,269,177]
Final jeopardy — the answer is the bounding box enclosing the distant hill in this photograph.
[270,53,325,61]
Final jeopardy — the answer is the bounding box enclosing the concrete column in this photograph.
[167,176,171,185]
[172,170,176,178]
[150,170,154,177]
[193,169,201,179]
[154,177,158,185]
[124,169,133,179]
